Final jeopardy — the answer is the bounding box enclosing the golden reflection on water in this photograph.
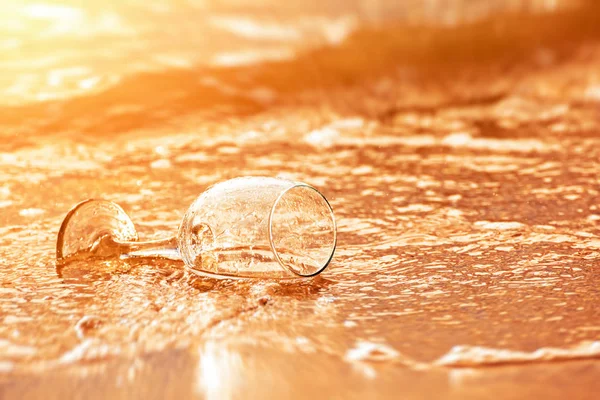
[1,0,600,398]
[0,0,583,105]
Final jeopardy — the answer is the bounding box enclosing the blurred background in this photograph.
[1,0,599,143]
[0,0,594,103]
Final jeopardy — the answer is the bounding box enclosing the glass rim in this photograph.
[268,182,337,277]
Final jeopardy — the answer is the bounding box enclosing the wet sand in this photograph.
[1,1,600,398]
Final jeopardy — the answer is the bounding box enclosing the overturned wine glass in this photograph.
[57,176,337,279]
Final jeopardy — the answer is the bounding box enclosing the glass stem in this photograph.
[116,236,181,260]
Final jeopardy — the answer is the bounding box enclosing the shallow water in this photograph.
[1,1,600,398]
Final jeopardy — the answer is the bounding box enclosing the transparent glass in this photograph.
[57,176,337,279]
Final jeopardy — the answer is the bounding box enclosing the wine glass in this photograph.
[57,176,337,279]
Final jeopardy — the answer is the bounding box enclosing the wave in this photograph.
[345,340,600,369]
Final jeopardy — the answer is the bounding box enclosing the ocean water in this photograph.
[0,1,599,398]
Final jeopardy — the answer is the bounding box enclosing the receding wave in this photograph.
[345,340,600,369]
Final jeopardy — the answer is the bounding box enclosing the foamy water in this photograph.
[345,340,600,369]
